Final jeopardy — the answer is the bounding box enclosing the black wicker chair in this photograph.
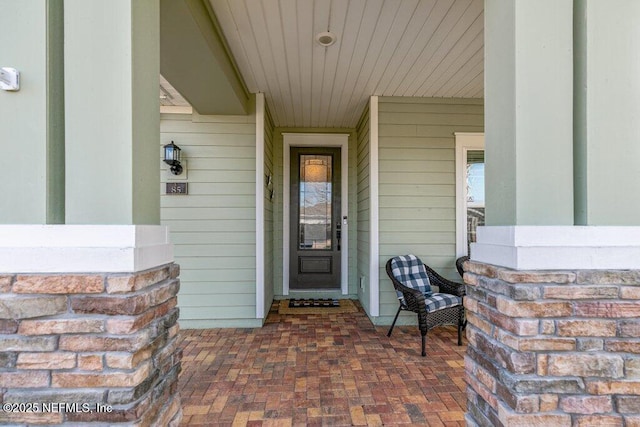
[456,255,470,278]
[386,255,465,357]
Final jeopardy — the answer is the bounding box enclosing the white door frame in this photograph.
[283,133,349,295]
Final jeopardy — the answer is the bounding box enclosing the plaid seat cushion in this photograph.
[390,254,432,302]
[425,293,462,312]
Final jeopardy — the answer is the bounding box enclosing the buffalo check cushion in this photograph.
[424,293,462,312]
[390,254,432,295]
[390,254,461,311]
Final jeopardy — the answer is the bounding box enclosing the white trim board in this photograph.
[255,93,266,319]
[473,226,640,270]
[454,132,485,258]
[283,133,349,295]
[0,225,173,273]
[369,96,380,317]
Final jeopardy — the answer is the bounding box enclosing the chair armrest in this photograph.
[395,281,427,313]
[385,258,428,312]
[423,264,466,297]
[455,256,470,278]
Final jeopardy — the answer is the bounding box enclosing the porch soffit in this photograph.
[206,0,484,128]
[161,0,484,128]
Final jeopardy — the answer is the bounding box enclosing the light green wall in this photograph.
[573,0,588,225]
[131,0,161,225]
[356,104,371,315]
[263,104,275,318]
[0,0,64,224]
[485,0,574,226]
[377,97,483,324]
[160,109,259,328]
[575,0,640,225]
[272,128,359,300]
[64,0,159,224]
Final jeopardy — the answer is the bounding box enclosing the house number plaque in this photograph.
[166,182,188,194]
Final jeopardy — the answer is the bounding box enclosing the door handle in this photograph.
[336,224,341,251]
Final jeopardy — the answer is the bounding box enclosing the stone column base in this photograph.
[0,226,181,425]
[0,263,182,425]
[464,260,640,427]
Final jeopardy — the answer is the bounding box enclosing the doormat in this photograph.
[290,298,340,308]
[278,299,358,314]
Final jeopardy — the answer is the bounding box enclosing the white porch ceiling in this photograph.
[160,75,190,107]
[208,0,484,128]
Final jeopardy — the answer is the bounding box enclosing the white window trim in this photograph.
[455,132,485,258]
[283,133,349,295]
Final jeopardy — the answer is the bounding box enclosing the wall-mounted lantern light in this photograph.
[163,141,183,175]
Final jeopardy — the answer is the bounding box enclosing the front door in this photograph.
[290,147,341,290]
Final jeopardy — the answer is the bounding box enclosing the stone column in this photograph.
[468,1,640,426]
[0,226,181,426]
[464,257,640,427]
[0,1,182,425]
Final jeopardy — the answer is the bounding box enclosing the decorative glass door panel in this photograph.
[299,155,332,250]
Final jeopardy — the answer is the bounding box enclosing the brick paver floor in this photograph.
[178,301,467,426]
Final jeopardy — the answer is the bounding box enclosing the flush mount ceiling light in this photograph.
[315,31,337,47]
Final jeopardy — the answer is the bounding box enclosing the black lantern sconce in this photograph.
[163,141,183,175]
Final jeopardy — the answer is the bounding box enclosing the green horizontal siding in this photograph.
[356,103,371,314]
[379,184,454,197]
[161,219,254,232]
[379,172,454,185]
[160,111,257,326]
[177,256,255,269]
[174,170,254,182]
[161,195,255,208]
[160,121,255,135]
[161,208,255,220]
[264,102,275,319]
[180,282,256,295]
[160,133,255,147]
[180,293,256,306]
[169,232,255,245]
[186,158,255,170]
[173,244,255,257]
[181,306,256,320]
[377,97,483,322]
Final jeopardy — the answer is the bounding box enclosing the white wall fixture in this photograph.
[0,67,20,91]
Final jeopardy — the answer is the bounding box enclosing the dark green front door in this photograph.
[289,147,341,290]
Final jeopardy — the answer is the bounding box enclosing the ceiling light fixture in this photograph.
[315,31,337,47]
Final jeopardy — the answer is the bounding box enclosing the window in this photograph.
[455,133,485,257]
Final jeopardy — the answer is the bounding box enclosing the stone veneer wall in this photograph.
[0,263,182,426]
[464,260,640,427]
